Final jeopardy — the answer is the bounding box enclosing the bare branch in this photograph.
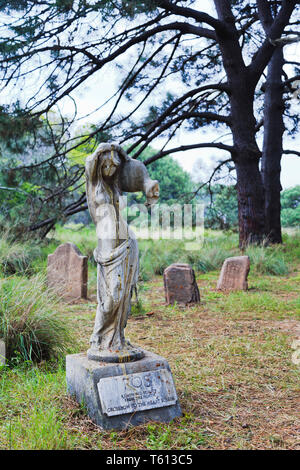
[283,149,300,157]
[144,143,235,165]
[157,0,223,36]
[249,0,298,83]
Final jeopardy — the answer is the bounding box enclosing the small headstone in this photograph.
[0,339,5,365]
[47,242,88,300]
[163,263,200,305]
[217,255,250,291]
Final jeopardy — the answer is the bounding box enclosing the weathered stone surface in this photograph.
[98,368,177,416]
[85,142,159,360]
[47,242,88,300]
[163,263,200,305]
[66,349,182,430]
[0,339,5,365]
[217,256,250,291]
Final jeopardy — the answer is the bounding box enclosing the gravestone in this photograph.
[0,339,5,365]
[47,242,88,300]
[163,263,200,305]
[217,255,250,291]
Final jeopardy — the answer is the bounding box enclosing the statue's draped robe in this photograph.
[92,235,138,350]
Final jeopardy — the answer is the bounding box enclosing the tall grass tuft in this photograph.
[0,237,42,276]
[138,232,238,280]
[245,244,289,276]
[0,274,74,362]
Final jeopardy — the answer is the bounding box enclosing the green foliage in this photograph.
[245,244,289,276]
[145,157,194,205]
[137,231,236,281]
[0,114,85,240]
[51,224,299,282]
[0,236,43,276]
[281,186,300,227]
[0,362,84,449]
[197,184,238,231]
[126,146,194,210]
[0,274,74,362]
[0,104,40,153]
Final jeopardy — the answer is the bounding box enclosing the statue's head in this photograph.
[100,150,121,178]
[93,142,128,180]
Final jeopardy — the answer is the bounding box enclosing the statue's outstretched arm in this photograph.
[119,159,159,206]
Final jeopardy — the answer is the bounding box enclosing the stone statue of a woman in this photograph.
[85,142,159,362]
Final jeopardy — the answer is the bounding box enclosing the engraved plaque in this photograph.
[97,369,178,416]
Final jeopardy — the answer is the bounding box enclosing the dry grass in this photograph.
[0,261,299,449]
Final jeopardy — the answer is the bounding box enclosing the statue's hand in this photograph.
[145,180,159,207]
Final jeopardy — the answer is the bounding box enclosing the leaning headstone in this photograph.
[163,263,200,305]
[47,242,88,300]
[217,256,250,291]
[0,339,5,365]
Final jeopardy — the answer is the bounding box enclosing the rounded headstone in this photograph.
[47,242,88,300]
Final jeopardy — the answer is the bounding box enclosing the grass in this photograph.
[0,227,299,449]
[0,236,43,276]
[0,274,75,362]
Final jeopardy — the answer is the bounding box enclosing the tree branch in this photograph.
[283,149,300,157]
[144,143,235,165]
[156,0,224,36]
[249,0,298,83]
[28,21,215,115]
[131,111,231,160]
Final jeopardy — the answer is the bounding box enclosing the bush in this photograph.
[0,274,74,362]
[137,230,298,279]
[0,236,43,276]
[245,244,289,276]
[137,232,238,280]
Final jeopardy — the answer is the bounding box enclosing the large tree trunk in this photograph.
[235,157,265,247]
[213,1,266,247]
[230,86,266,247]
[261,47,284,244]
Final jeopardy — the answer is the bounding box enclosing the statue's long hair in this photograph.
[91,142,129,204]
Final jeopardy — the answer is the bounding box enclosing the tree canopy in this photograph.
[0,1,299,244]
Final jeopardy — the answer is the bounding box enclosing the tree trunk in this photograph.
[261,47,284,244]
[212,1,266,247]
[235,157,265,248]
[230,86,266,248]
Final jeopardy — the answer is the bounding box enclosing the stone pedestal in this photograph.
[163,263,200,305]
[66,350,182,430]
[217,255,250,291]
[47,242,88,300]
